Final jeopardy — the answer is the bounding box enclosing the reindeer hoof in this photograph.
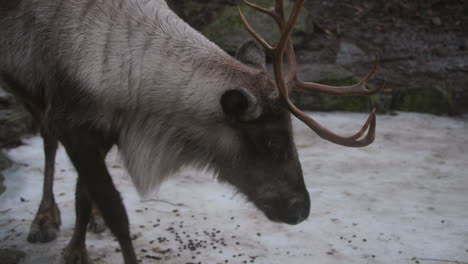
[87,214,106,234]
[62,246,92,264]
[27,221,59,243]
[27,204,61,243]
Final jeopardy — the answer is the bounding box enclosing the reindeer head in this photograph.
[215,0,382,225]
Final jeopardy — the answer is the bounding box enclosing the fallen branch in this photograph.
[415,257,468,264]
[140,199,185,207]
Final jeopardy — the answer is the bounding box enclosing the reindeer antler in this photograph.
[238,0,382,147]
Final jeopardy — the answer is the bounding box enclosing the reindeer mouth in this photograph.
[255,196,310,225]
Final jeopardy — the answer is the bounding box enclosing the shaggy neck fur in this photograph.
[59,0,255,195]
[1,0,260,195]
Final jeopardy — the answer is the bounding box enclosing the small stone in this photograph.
[460,39,468,50]
[431,17,442,26]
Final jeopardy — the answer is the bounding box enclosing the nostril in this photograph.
[285,198,309,225]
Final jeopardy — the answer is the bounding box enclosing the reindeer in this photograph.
[0,0,381,263]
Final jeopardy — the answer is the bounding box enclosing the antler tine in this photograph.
[357,55,378,85]
[285,37,297,83]
[274,0,285,24]
[270,0,304,101]
[294,56,384,96]
[243,0,279,21]
[291,102,377,147]
[237,6,274,51]
[242,0,297,83]
[274,0,304,57]
[239,0,379,147]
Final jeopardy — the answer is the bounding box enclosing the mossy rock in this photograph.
[0,152,12,195]
[292,76,386,113]
[202,0,313,53]
[0,249,26,264]
[0,152,12,170]
[392,87,454,115]
[168,0,235,30]
[0,173,5,195]
[0,109,36,148]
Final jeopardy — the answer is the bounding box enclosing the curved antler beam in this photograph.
[291,105,376,147]
[239,0,379,147]
[294,57,385,96]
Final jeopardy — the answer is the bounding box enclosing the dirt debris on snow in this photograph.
[0,112,467,264]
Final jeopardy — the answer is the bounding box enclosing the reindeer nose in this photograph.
[283,195,310,225]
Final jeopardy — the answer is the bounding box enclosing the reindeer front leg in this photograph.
[28,127,107,244]
[27,127,61,243]
[60,130,137,264]
[62,176,93,264]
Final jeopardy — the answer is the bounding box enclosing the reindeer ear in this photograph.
[235,40,267,71]
[221,89,262,121]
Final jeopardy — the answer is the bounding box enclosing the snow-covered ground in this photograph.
[1,112,467,264]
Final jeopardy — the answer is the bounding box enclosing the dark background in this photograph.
[168,0,468,115]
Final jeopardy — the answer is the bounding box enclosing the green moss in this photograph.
[202,0,313,53]
[393,87,453,115]
[293,76,385,113]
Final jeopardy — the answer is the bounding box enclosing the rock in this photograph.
[431,17,442,26]
[202,0,314,53]
[297,63,354,83]
[335,41,368,67]
[0,108,35,148]
[290,66,387,113]
[0,87,14,109]
[0,86,36,148]
[0,151,11,171]
[0,174,5,195]
[0,249,26,264]
[0,131,14,195]
[460,39,468,51]
[392,87,454,115]
[167,0,236,30]
[302,1,468,114]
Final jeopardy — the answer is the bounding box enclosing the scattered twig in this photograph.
[415,257,468,264]
[0,208,11,214]
[140,199,184,207]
